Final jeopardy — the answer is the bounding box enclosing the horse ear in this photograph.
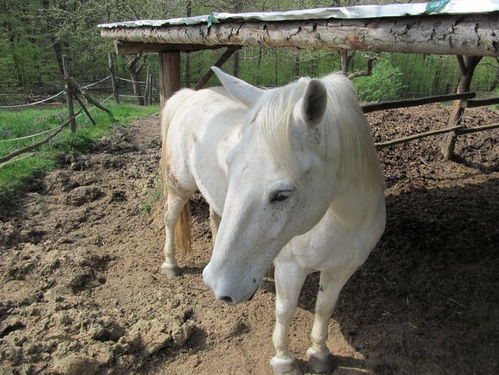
[211,66,263,108]
[302,79,327,128]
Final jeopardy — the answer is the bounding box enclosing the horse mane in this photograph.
[248,73,382,192]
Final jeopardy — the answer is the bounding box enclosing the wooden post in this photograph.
[158,51,181,109]
[74,95,96,125]
[62,56,77,132]
[67,77,116,122]
[441,56,482,160]
[108,52,120,104]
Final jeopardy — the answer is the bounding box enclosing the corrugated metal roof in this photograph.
[99,0,499,29]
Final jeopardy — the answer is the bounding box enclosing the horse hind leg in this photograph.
[306,267,356,373]
[161,190,191,278]
[271,262,307,375]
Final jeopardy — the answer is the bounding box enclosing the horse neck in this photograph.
[327,175,384,229]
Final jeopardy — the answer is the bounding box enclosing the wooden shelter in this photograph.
[99,1,499,158]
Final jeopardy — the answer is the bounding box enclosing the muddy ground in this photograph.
[0,104,497,375]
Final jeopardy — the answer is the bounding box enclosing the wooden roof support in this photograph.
[194,47,240,90]
[102,13,499,57]
[158,51,181,108]
[115,41,229,55]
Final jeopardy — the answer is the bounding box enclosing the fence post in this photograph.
[108,52,120,104]
[62,56,77,132]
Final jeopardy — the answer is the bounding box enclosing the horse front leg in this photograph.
[306,267,355,373]
[161,192,190,278]
[271,262,307,375]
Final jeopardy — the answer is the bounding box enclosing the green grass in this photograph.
[0,103,159,212]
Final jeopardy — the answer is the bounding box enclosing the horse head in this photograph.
[203,68,369,304]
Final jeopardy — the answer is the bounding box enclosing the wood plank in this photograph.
[362,92,476,113]
[462,96,499,108]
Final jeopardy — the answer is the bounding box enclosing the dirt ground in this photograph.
[0,104,497,375]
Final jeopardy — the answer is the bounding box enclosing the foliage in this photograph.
[0,103,159,211]
[354,58,405,102]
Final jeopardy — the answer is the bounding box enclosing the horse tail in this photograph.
[160,89,195,255]
[175,203,192,254]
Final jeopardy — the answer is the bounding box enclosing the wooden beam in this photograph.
[116,41,228,55]
[376,122,499,148]
[376,125,465,148]
[67,77,115,121]
[101,13,499,57]
[159,51,181,108]
[194,47,240,90]
[462,96,499,108]
[362,92,476,113]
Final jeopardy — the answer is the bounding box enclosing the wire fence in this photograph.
[0,68,120,166]
[0,90,66,109]
[0,74,155,109]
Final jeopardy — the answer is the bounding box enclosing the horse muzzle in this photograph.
[203,263,260,305]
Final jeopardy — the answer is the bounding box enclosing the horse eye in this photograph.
[269,190,293,204]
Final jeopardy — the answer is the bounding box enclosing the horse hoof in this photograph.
[270,357,302,375]
[160,263,181,277]
[306,348,335,374]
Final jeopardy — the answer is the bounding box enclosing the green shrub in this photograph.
[354,58,405,103]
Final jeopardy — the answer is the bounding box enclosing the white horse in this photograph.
[160,67,385,375]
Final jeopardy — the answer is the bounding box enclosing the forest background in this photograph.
[1,0,498,105]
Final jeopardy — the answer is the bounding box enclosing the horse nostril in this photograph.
[220,296,233,304]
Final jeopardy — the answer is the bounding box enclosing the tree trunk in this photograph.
[293,51,300,79]
[441,56,482,160]
[130,71,144,106]
[126,54,145,106]
[103,14,499,57]
[340,51,354,74]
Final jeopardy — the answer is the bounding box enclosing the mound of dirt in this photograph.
[0,106,498,375]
